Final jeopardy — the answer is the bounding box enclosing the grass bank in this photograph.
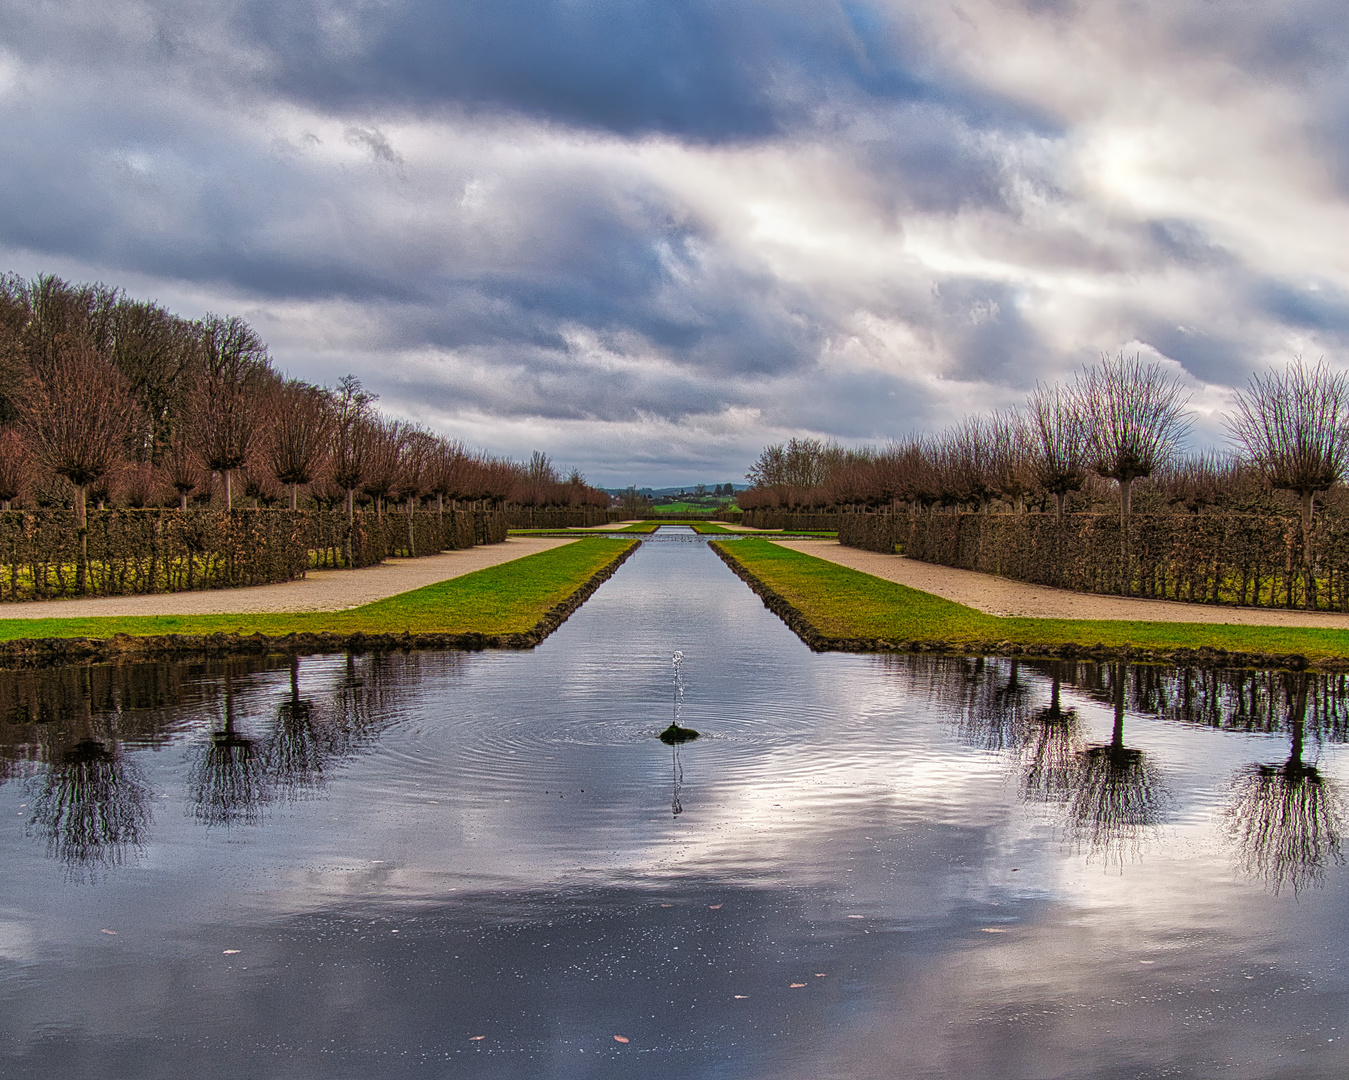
[714,539,1349,670]
[0,538,638,664]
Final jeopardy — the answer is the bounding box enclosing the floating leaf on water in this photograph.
[613,1035,629,1043]
[980,928,1008,933]
[223,949,241,955]
[709,904,722,909]
[734,995,749,999]
[814,973,826,977]
[469,1036,485,1041]
[790,982,806,988]
[100,929,117,935]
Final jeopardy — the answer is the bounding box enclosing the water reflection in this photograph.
[1064,663,1168,867]
[1018,665,1082,805]
[0,652,441,868]
[1225,672,1345,894]
[24,669,151,875]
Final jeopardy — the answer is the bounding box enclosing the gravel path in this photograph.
[771,540,1349,629]
[0,537,576,620]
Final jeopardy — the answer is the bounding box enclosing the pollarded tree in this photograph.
[328,375,377,522]
[190,315,272,510]
[1026,382,1088,517]
[1226,359,1349,590]
[265,381,334,510]
[1075,353,1192,528]
[0,428,29,510]
[163,429,203,511]
[19,341,139,592]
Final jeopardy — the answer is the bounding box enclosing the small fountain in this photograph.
[659,651,699,745]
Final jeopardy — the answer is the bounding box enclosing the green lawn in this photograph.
[0,538,636,642]
[715,539,1349,661]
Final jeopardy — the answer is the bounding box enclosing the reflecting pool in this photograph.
[0,527,1347,1078]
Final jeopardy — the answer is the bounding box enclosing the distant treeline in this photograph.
[0,273,611,519]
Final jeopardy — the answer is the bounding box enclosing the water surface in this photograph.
[0,527,1346,1078]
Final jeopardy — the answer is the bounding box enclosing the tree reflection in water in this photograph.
[1018,664,1083,805]
[1225,671,1345,894]
[956,657,1034,753]
[1063,663,1168,868]
[24,668,151,875]
[188,669,269,828]
[262,655,326,802]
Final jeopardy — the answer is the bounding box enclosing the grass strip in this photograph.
[713,539,1349,670]
[0,538,637,663]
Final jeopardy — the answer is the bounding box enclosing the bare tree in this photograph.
[1076,353,1192,527]
[265,381,334,510]
[988,410,1035,511]
[1226,359,1349,598]
[163,429,203,511]
[1027,382,1088,516]
[190,315,271,510]
[361,419,404,520]
[20,341,139,592]
[0,428,28,510]
[328,375,377,522]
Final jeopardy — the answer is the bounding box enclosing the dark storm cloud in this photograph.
[5,0,1349,481]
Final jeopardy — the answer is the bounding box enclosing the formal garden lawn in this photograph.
[716,539,1349,661]
[0,538,636,641]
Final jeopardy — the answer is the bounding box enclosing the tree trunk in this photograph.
[406,497,415,555]
[1054,491,1066,518]
[224,469,233,512]
[179,491,188,512]
[290,484,299,511]
[1119,477,1133,595]
[1301,490,1315,610]
[74,483,89,594]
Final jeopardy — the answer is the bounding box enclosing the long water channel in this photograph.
[0,527,1347,1078]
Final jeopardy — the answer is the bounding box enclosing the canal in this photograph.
[0,527,1346,1078]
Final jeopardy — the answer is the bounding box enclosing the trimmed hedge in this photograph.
[504,507,613,529]
[0,508,507,601]
[740,510,843,531]
[842,510,1349,611]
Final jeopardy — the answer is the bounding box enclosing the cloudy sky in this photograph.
[3,0,1348,485]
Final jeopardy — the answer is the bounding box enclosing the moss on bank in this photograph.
[713,539,1349,670]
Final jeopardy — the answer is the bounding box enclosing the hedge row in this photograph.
[740,510,844,531]
[504,507,616,529]
[840,511,1349,611]
[0,508,507,601]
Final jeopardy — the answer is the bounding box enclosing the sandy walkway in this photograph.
[772,540,1349,630]
[0,538,577,620]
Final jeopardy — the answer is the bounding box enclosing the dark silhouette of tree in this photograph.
[24,670,151,875]
[188,670,268,828]
[1225,671,1345,894]
[1226,359,1349,607]
[1019,665,1083,804]
[1064,663,1168,867]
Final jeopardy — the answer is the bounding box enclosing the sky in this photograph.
[3,0,1349,486]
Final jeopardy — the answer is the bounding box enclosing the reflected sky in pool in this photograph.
[0,527,1347,1078]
